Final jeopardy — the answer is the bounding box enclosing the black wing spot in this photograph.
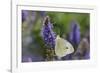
[66,47,68,49]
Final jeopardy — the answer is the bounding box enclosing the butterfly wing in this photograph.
[55,36,74,58]
[65,40,74,55]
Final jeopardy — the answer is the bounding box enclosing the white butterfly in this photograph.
[55,35,74,58]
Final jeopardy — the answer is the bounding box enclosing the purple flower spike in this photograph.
[69,21,80,48]
[22,54,44,62]
[41,16,56,49]
[22,10,36,23]
[22,10,29,22]
[40,11,46,17]
[84,51,90,59]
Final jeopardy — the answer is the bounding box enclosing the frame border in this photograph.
[11,3,97,73]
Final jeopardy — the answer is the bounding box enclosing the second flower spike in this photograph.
[69,20,80,48]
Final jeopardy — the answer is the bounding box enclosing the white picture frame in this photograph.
[11,1,97,73]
